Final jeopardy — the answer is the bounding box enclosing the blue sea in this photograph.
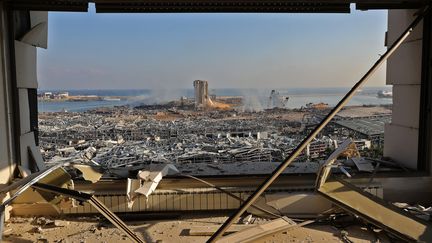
[38,87,392,112]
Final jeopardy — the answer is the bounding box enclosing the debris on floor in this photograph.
[315,140,432,242]
[2,213,393,243]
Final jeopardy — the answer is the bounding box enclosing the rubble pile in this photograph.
[39,105,391,171]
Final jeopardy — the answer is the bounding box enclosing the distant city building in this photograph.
[305,138,335,158]
[334,116,391,145]
[377,90,393,98]
[39,91,69,100]
[354,139,372,150]
[43,92,53,99]
[58,91,69,98]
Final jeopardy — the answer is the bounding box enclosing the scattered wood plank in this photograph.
[12,203,60,217]
[189,225,253,236]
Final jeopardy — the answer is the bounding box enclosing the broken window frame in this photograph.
[418,9,432,172]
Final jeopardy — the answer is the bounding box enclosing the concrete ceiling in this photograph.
[6,0,427,13]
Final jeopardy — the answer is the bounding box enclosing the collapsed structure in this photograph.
[193,80,232,110]
[38,105,390,168]
[194,80,209,108]
[268,90,289,109]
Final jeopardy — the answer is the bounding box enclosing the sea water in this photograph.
[38,87,392,112]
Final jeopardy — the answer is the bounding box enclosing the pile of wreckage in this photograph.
[39,111,358,169]
[2,138,432,242]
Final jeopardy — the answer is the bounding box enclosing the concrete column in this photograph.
[384,9,423,169]
[0,3,16,184]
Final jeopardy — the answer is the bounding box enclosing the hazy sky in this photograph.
[38,4,388,90]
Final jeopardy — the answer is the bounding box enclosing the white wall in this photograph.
[384,9,423,169]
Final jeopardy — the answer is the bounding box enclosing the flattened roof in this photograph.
[335,116,391,136]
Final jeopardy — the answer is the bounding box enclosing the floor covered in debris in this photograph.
[3,212,392,243]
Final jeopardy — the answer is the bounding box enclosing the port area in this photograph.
[37,91,125,102]
[38,103,391,168]
[29,96,397,243]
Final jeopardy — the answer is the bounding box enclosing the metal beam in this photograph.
[0,162,68,206]
[6,0,89,12]
[4,0,427,12]
[0,162,68,241]
[356,1,426,10]
[32,182,145,243]
[95,0,350,13]
[95,0,428,13]
[208,6,429,242]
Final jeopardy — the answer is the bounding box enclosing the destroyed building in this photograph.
[268,89,289,109]
[0,1,432,243]
[194,80,209,108]
[334,115,391,145]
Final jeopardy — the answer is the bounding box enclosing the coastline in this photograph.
[38,95,125,102]
[37,87,393,112]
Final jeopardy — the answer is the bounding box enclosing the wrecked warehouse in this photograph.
[1,1,432,243]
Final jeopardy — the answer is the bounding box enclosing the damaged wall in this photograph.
[14,10,48,173]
